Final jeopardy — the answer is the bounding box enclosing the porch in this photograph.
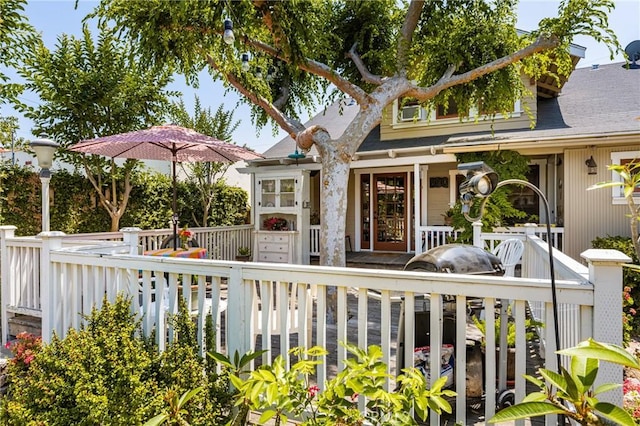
[0,224,627,425]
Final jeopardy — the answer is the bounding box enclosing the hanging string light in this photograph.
[223,19,234,44]
[266,66,275,81]
[255,66,263,79]
[241,53,250,71]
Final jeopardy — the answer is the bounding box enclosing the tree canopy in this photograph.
[0,0,38,102]
[92,0,619,265]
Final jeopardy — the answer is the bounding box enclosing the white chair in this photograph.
[492,238,525,277]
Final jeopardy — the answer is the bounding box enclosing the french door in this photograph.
[373,173,407,251]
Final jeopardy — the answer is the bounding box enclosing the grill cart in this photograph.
[399,244,515,409]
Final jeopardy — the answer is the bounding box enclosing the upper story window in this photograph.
[393,98,521,127]
[436,99,459,119]
[610,151,640,204]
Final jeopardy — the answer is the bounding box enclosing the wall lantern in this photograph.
[585,155,598,175]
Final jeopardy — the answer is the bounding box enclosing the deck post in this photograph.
[472,221,482,248]
[121,227,141,255]
[581,248,630,406]
[0,225,17,346]
[39,231,65,343]
[226,265,252,362]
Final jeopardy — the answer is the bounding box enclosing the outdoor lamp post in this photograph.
[30,138,59,232]
[457,161,562,375]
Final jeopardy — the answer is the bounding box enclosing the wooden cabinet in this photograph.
[254,231,298,263]
[254,171,310,264]
[258,177,297,211]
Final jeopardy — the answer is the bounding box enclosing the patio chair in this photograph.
[160,235,199,249]
[492,238,524,277]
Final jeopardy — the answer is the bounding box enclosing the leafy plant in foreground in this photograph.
[489,338,640,425]
[222,343,454,426]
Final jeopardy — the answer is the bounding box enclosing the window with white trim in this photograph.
[392,99,521,127]
[610,151,640,204]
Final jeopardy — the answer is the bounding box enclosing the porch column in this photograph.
[413,163,421,254]
[121,227,141,255]
[39,231,65,343]
[0,225,17,346]
[581,248,630,406]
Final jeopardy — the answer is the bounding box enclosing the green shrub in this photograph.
[0,295,234,425]
[592,235,640,343]
[0,295,162,425]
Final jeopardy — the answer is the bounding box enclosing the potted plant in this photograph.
[263,217,288,231]
[442,208,454,226]
[236,246,251,261]
[472,314,542,381]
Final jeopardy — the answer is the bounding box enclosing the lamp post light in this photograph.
[457,162,562,373]
[30,138,59,232]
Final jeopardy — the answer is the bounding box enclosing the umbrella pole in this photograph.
[172,159,178,250]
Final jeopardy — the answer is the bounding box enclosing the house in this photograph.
[242,48,640,263]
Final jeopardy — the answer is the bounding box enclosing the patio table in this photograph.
[143,247,208,259]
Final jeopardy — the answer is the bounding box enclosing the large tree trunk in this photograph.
[319,148,350,268]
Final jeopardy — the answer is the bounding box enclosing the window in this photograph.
[611,151,640,204]
[436,99,459,119]
[399,98,424,121]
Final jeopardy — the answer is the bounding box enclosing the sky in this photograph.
[3,0,639,155]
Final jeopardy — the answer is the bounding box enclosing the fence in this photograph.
[0,224,626,426]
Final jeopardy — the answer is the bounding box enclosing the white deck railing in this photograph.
[57,224,254,258]
[0,224,626,425]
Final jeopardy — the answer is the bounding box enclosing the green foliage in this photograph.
[169,97,248,227]
[16,22,176,230]
[452,151,530,242]
[0,295,163,425]
[489,338,639,426]
[0,295,236,426]
[592,235,640,344]
[226,343,454,426]
[472,314,542,348]
[0,162,249,235]
[0,0,38,102]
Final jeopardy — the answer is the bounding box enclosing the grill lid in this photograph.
[404,244,504,275]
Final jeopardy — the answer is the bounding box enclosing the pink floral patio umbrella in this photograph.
[70,124,262,249]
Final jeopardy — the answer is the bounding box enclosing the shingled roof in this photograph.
[359,62,640,153]
[261,62,639,159]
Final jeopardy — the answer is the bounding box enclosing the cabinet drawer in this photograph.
[259,242,288,252]
[258,252,290,263]
[258,233,290,243]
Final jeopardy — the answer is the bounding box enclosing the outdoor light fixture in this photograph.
[223,19,234,44]
[288,147,306,165]
[457,161,562,383]
[266,66,275,81]
[255,66,263,79]
[457,161,499,214]
[30,138,59,232]
[585,155,598,175]
[241,53,250,71]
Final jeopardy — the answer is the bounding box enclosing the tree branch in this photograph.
[346,43,384,85]
[397,0,424,74]
[404,35,559,100]
[272,76,291,110]
[245,37,371,105]
[204,52,305,139]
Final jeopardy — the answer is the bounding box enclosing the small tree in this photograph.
[17,23,175,231]
[588,160,640,261]
[169,97,242,227]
